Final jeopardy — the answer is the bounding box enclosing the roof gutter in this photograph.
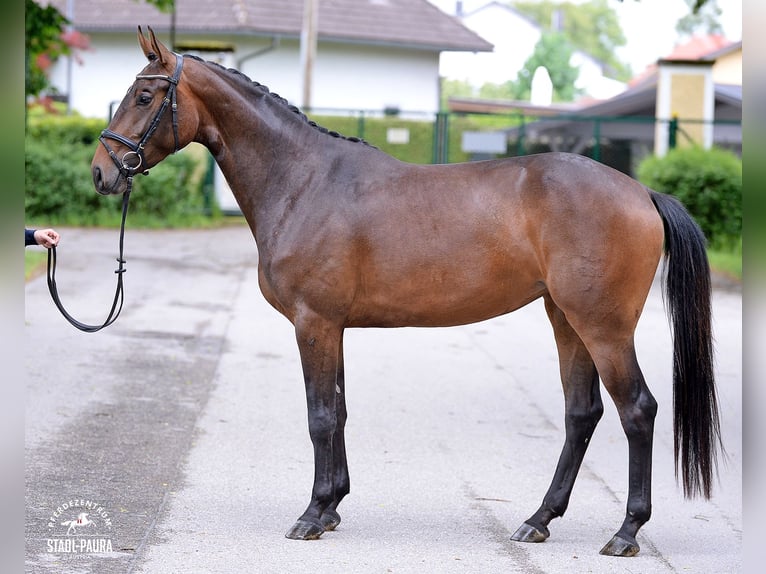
[236,36,281,68]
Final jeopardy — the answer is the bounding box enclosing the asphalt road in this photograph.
[25,225,742,573]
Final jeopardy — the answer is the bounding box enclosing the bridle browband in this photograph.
[46,53,184,333]
[99,53,185,180]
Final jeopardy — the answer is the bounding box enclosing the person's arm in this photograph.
[25,228,60,248]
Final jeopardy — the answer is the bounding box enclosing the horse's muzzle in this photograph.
[92,164,123,196]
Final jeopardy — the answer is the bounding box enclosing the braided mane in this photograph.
[186,54,374,147]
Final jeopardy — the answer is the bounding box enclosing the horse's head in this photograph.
[91,26,197,195]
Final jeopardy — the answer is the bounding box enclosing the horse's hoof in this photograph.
[320,509,341,531]
[510,522,550,543]
[599,534,640,557]
[285,519,325,540]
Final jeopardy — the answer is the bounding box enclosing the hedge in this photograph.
[637,146,742,248]
[25,112,212,226]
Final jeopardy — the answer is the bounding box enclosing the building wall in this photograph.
[712,48,742,85]
[291,43,440,113]
[48,34,149,119]
[48,34,443,120]
[670,73,706,147]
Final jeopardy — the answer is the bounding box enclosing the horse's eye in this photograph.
[137,93,152,106]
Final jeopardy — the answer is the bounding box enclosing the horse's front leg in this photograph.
[285,313,344,540]
[318,330,349,532]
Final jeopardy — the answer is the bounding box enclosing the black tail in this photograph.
[650,190,722,499]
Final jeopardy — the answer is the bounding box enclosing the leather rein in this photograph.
[47,54,184,332]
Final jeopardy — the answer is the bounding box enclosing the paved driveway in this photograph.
[25,226,742,573]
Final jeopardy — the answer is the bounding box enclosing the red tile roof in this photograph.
[628,34,736,87]
[665,34,733,61]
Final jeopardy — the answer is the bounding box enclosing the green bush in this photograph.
[26,113,211,226]
[637,146,742,247]
[26,112,105,147]
[129,151,207,219]
[25,139,120,223]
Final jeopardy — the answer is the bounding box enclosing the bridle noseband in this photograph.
[99,53,184,182]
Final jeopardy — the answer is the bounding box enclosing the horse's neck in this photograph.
[200,87,291,178]
[200,93,319,211]
[197,87,350,239]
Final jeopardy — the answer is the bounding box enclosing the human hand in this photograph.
[34,228,60,248]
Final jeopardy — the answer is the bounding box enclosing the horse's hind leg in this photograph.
[512,296,604,544]
[591,340,657,556]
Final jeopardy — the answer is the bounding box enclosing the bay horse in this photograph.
[91,27,722,557]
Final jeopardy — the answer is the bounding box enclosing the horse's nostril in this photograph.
[93,166,103,190]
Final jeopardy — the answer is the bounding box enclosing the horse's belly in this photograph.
[346,265,545,328]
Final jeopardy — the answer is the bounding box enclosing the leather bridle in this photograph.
[99,53,184,180]
[46,54,184,333]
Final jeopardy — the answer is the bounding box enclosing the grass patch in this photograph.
[25,250,49,281]
[708,249,742,282]
[26,212,227,230]
[707,235,741,282]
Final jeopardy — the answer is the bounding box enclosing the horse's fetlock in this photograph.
[627,501,652,525]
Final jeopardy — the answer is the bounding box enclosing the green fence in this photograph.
[303,107,741,176]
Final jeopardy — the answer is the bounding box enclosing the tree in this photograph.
[478,82,514,101]
[675,0,723,37]
[143,0,174,10]
[512,0,631,81]
[690,0,713,11]
[440,78,476,110]
[512,32,579,102]
[25,0,72,100]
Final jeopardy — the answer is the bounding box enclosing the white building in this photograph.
[44,0,492,119]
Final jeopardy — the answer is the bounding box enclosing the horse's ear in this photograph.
[137,25,171,64]
[137,26,154,61]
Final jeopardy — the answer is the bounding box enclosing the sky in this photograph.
[426,0,743,77]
